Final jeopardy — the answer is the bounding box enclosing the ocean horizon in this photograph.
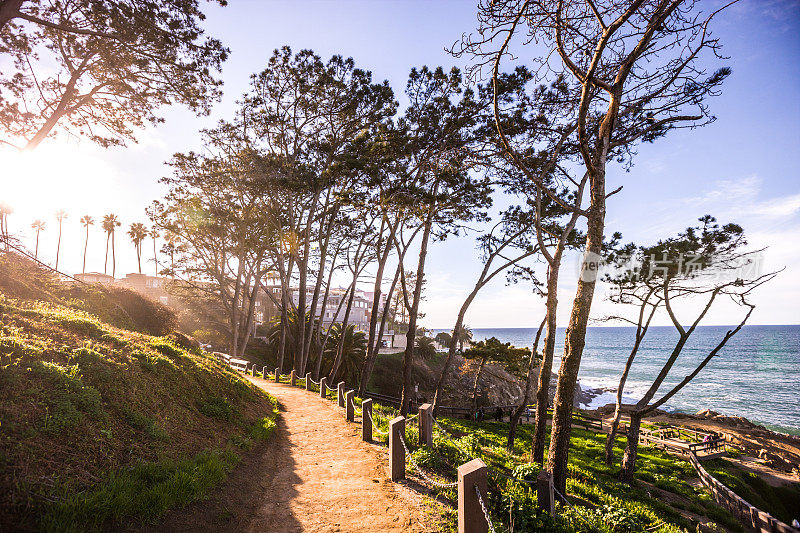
[431,325,800,435]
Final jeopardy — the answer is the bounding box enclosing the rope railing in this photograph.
[474,484,498,533]
[553,485,597,530]
[398,432,458,489]
[367,409,389,436]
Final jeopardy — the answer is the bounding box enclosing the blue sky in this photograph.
[2,0,799,328]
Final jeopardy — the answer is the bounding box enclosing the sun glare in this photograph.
[0,143,118,220]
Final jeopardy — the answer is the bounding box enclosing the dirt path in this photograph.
[145,377,430,532]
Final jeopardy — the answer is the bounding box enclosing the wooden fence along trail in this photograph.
[216,354,799,533]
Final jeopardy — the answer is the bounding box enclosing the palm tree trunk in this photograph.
[35,230,40,260]
[111,231,117,278]
[104,233,110,274]
[82,226,89,273]
[55,221,62,270]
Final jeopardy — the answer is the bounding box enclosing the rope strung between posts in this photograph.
[552,485,596,530]
[406,413,419,421]
[431,417,479,461]
[367,410,389,436]
[398,432,458,488]
[307,376,320,386]
[474,484,498,533]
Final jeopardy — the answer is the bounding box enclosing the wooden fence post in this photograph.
[389,416,406,481]
[319,377,327,398]
[337,382,345,408]
[274,368,280,382]
[362,399,373,442]
[458,458,488,533]
[290,370,296,386]
[418,403,433,446]
[305,373,312,390]
[537,470,555,515]
[262,366,268,378]
[346,390,355,422]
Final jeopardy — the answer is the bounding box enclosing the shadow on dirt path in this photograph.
[142,377,429,532]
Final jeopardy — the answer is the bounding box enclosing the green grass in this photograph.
[39,449,239,533]
[0,294,280,530]
[319,384,744,533]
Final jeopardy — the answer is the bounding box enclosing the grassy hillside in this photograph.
[0,257,278,531]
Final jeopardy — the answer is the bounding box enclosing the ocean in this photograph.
[432,325,800,435]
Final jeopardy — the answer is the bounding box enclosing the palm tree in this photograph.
[102,214,121,277]
[324,323,367,385]
[30,219,46,259]
[415,335,437,360]
[149,227,159,276]
[79,215,94,273]
[0,203,13,249]
[127,222,148,274]
[453,324,473,352]
[54,210,68,270]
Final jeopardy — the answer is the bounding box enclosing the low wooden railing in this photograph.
[688,452,799,533]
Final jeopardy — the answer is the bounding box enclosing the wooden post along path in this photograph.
[389,416,406,481]
[337,382,345,407]
[458,458,488,533]
[274,368,280,382]
[262,366,268,379]
[319,377,327,398]
[418,403,433,447]
[305,373,312,391]
[290,369,296,386]
[537,470,555,515]
[362,399,373,442]
[346,390,355,422]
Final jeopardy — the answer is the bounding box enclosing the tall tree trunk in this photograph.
[360,260,402,396]
[507,316,546,451]
[547,168,607,494]
[329,278,357,382]
[152,237,157,276]
[400,212,434,416]
[532,262,562,464]
[619,412,642,483]
[313,249,341,379]
[35,231,40,259]
[364,218,393,378]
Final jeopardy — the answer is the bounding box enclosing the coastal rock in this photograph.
[696,409,721,418]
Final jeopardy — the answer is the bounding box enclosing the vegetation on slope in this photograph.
[353,397,744,532]
[0,255,279,531]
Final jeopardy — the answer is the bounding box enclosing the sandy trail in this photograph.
[145,377,428,532]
